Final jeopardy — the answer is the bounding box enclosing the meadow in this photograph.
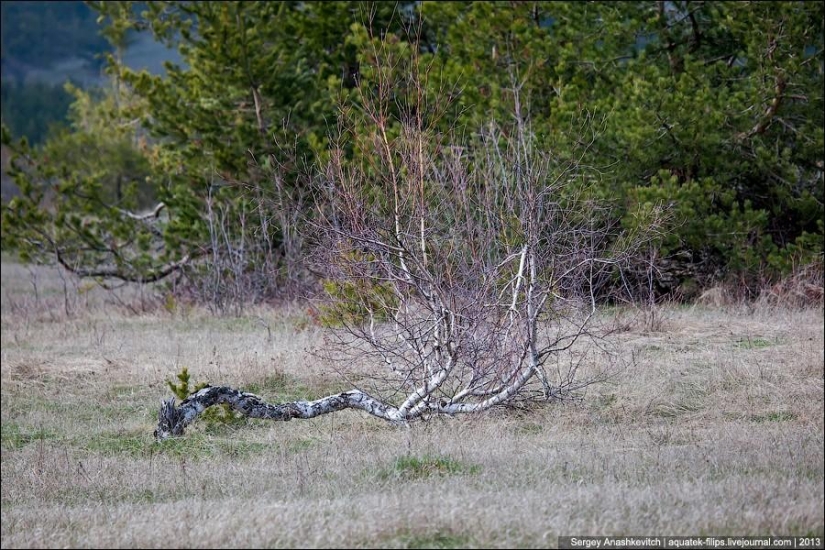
[1,259,823,548]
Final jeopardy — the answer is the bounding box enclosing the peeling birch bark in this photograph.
[154,373,572,440]
[154,386,400,440]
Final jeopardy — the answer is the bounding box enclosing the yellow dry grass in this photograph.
[1,260,823,548]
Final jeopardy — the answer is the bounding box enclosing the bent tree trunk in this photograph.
[154,387,399,440]
[154,365,564,440]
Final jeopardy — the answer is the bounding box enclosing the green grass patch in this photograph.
[1,423,59,450]
[735,337,775,349]
[213,438,274,457]
[172,316,261,333]
[647,379,708,418]
[516,422,544,435]
[51,484,182,507]
[148,434,221,459]
[646,398,704,418]
[595,393,618,409]
[243,370,316,402]
[26,397,156,427]
[749,411,797,423]
[80,429,277,459]
[375,454,481,481]
[385,530,476,549]
[83,431,149,456]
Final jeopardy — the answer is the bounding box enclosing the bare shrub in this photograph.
[693,261,824,311]
[154,27,665,438]
[756,262,824,309]
[298,17,667,420]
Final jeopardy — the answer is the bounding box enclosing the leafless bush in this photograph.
[692,260,824,311]
[178,148,315,315]
[755,261,824,309]
[154,29,666,435]
[307,60,665,416]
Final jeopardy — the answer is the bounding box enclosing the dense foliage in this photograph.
[2,1,822,308]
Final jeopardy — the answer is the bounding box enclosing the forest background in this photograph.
[1,1,823,311]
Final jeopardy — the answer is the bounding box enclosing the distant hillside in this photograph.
[1,0,180,145]
[1,1,110,84]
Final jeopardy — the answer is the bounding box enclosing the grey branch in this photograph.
[57,251,192,284]
[117,202,166,221]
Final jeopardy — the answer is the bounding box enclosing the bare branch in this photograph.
[116,202,166,221]
[56,249,193,284]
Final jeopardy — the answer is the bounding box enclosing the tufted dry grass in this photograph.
[1,260,823,548]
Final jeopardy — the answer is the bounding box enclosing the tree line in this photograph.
[2,1,823,313]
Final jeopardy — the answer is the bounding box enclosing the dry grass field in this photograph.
[1,259,823,548]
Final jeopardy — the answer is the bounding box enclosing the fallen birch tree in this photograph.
[155,48,664,440]
[153,109,661,439]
